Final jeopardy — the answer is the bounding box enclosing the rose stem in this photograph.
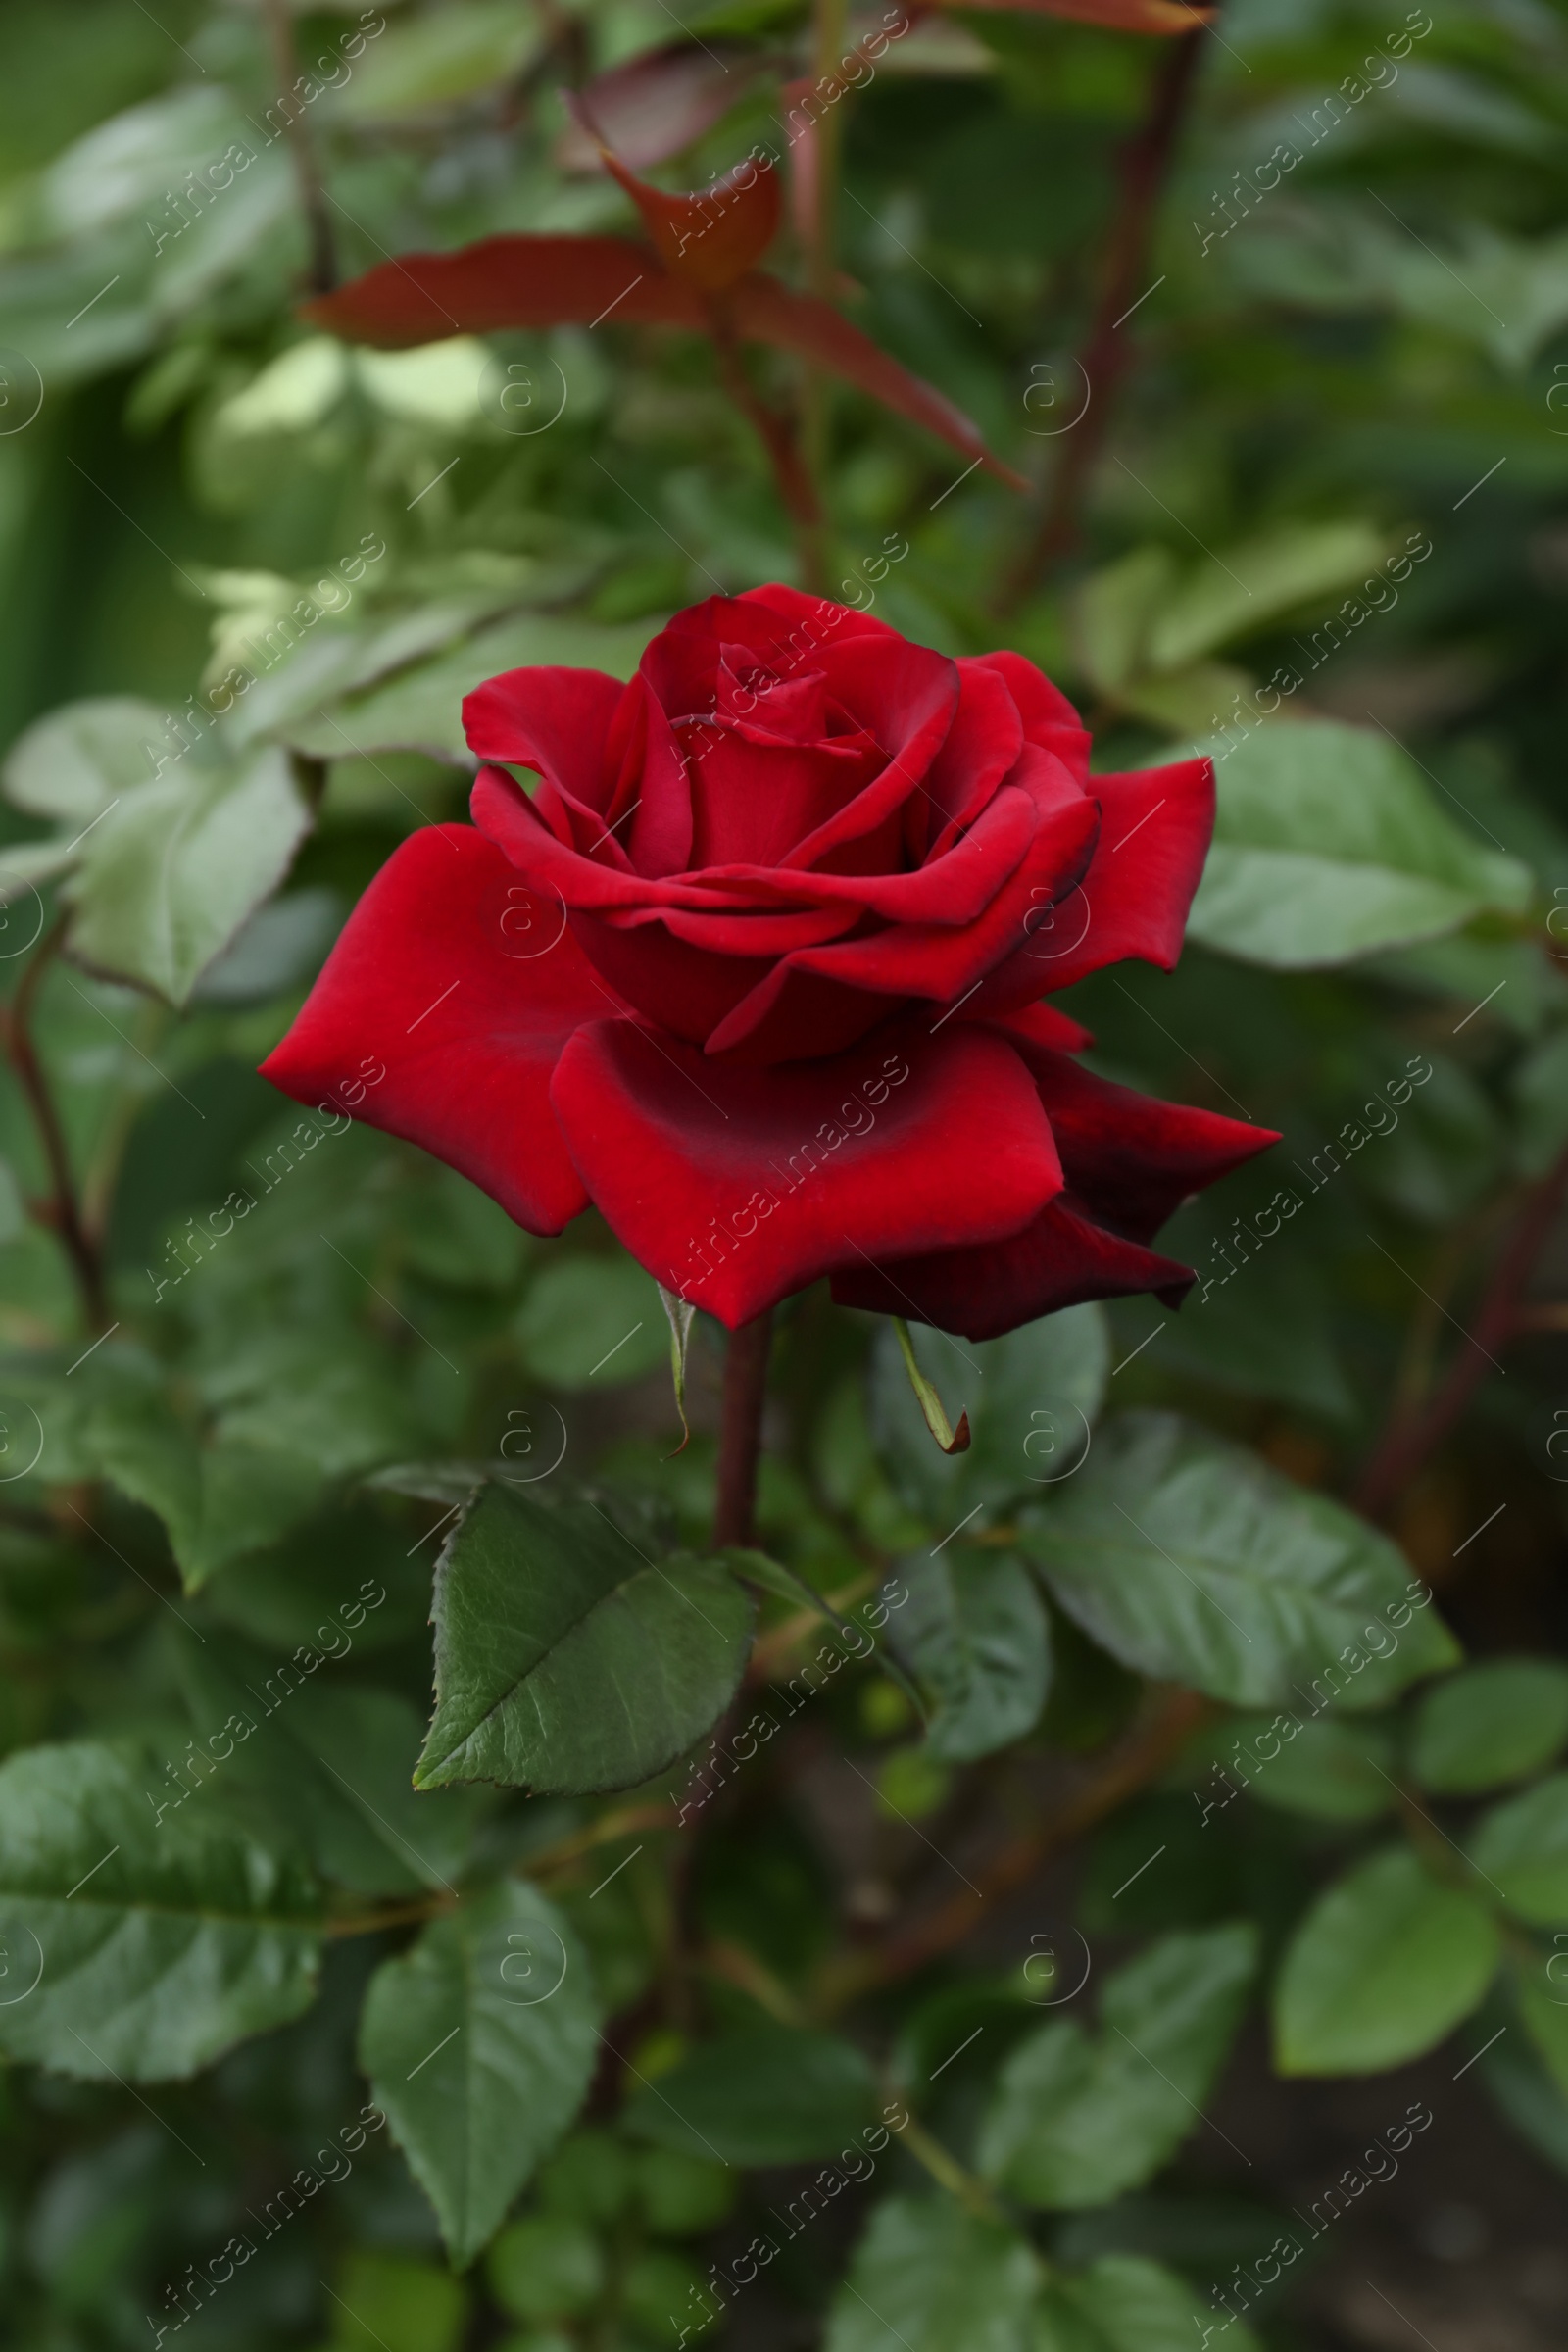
[712,1309,774,1547]
[0,916,110,1332]
[994,27,1204,615]
[1352,1137,1568,1519]
[259,0,338,297]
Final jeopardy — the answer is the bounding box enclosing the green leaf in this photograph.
[622,2026,878,2164]
[887,1551,1051,1762]
[1409,1661,1568,1794]
[1519,1972,1568,2104]
[2,694,169,826]
[1226,1716,1396,1823]
[0,1739,319,2082]
[358,1881,598,2267]
[869,1306,1107,1524]
[514,1256,669,1391]
[1018,1413,1458,1709]
[1469,1775,1568,1922]
[1511,1028,1568,1177]
[91,1396,326,1592]
[64,740,310,1005]
[486,2213,605,2321]
[824,2196,1038,2352]
[1147,522,1393,675]
[332,2,547,122]
[1273,1849,1500,2075]
[325,2250,468,2352]
[1036,2255,1263,2352]
[286,612,661,763]
[1471,1984,1568,2178]
[172,1634,480,1895]
[977,1925,1257,2207]
[416,1484,755,1794]
[1180,718,1532,969]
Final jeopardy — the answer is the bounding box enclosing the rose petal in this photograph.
[704,791,1100,1054]
[967,754,1213,1010]
[549,1016,1061,1325]
[261,826,604,1235]
[1012,1039,1276,1242]
[830,1196,1200,1341]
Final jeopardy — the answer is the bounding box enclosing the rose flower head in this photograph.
[262,587,1274,1338]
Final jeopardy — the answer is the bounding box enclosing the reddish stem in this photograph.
[712,1310,773,1547]
[1353,1140,1568,1520]
[0,918,109,1332]
[995,29,1205,614]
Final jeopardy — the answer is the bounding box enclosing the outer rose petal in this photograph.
[549,1017,1062,1327]
[830,1197,1199,1341]
[261,826,603,1235]
[1004,1036,1275,1241]
[832,1040,1279,1337]
[969,755,1213,1012]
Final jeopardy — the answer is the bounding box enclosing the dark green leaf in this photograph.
[416,1484,755,1794]
[977,1926,1257,2207]
[1018,1413,1458,1709]
[1274,1849,1499,2075]
[824,2196,1038,2352]
[173,1634,481,1894]
[358,1881,598,2266]
[623,2026,878,2164]
[0,1739,319,2082]
[1036,2254,1263,2351]
[1227,1716,1396,1824]
[514,1255,670,1391]
[888,1550,1051,1761]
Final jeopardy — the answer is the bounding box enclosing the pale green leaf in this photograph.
[1181,718,1532,968]
[1274,1849,1499,2074]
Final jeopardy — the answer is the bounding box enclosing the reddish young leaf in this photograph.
[556,43,767,173]
[568,98,782,293]
[727,275,1029,490]
[303,236,707,339]
[936,0,1210,26]
[304,242,1025,487]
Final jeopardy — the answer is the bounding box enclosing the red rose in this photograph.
[262,587,1273,1338]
